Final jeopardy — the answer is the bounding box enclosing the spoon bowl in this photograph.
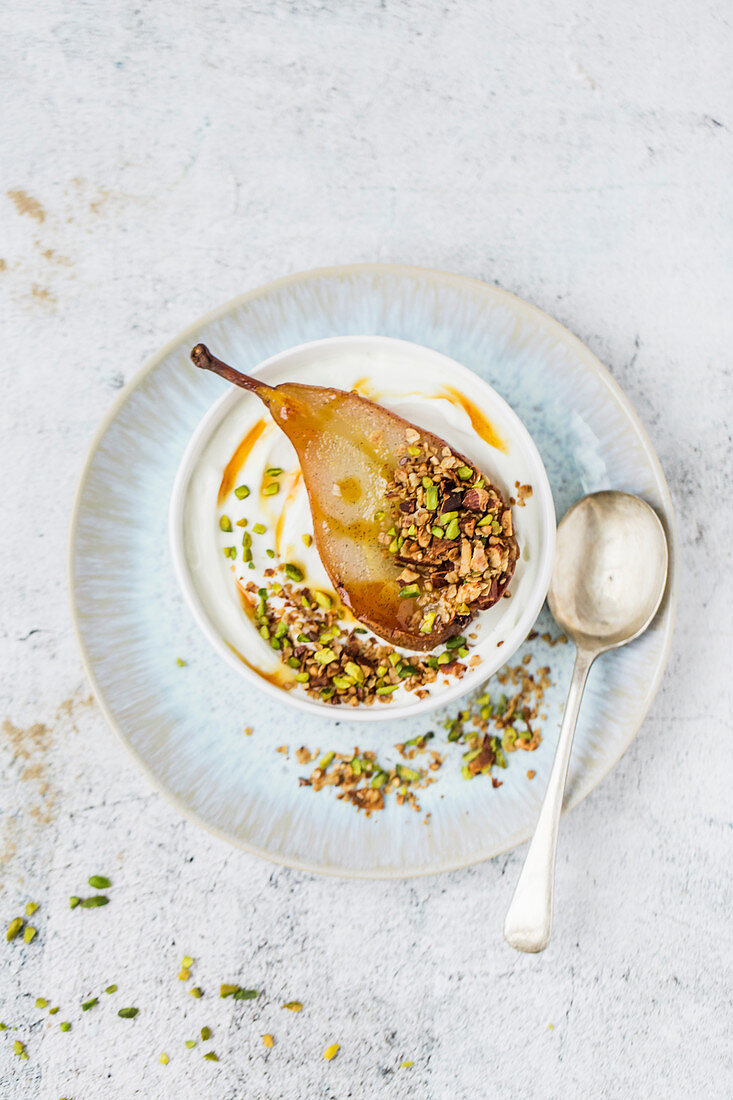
[504,490,668,952]
[549,491,668,652]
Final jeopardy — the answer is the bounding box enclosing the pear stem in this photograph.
[190,344,273,398]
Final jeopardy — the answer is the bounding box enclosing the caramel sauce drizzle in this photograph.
[442,386,507,452]
[217,418,268,504]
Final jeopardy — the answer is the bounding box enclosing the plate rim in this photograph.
[68,262,678,879]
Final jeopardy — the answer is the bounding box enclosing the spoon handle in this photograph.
[503,647,595,953]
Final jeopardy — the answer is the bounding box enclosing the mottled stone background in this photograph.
[1,1,731,1097]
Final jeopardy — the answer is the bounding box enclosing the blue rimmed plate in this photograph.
[69,264,676,878]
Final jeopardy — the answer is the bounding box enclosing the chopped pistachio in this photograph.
[13,1040,25,1056]
[313,590,332,610]
[220,984,239,998]
[282,1001,303,1012]
[60,1021,72,1032]
[266,466,283,477]
[437,653,451,665]
[48,1007,59,1015]
[263,1033,274,1048]
[252,523,266,535]
[175,657,187,666]
[234,484,250,499]
[323,1042,340,1061]
[223,546,236,559]
[105,985,118,994]
[430,525,444,539]
[35,997,47,1009]
[370,772,387,789]
[82,998,98,1011]
[219,515,232,532]
[332,676,352,690]
[181,955,194,969]
[445,635,466,650]
[185,1040,196,1049]
[117,1007,139,1019]
[284,563,304,582]
[80,896,109,908]
[235,517,248,527]
[396,764,420,782]
[266,548,275,558]
[344,661,364,683]
[399,584,420,599]
[203,1052,219,1061]
[314,647,336,665]
[159,1053,169,1065]
[190,987,203,998]
[400,1060,414,1068]
[457,465,473,480]
[23,926,37,944]
[25,902,39,917]
[295,672,310,683]
[444,518,461,541]
[425,486,438,510]
[178,968,191,981]
[318,752,334,771]
[461,765,473,780]
[407,445,421,456]
[263,482,279,496]
[88,875,111,889]
[376,684,398,695]
[232,988,258,1001]
[200,1026,212,1040]
[6,917,23,941]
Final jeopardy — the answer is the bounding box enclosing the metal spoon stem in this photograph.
[503,647,594,953]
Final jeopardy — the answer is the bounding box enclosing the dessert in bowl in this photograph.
[169,336,555,720]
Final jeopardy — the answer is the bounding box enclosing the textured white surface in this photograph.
[1,2,731,1098]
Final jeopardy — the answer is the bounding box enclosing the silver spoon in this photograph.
[503,490,669,953]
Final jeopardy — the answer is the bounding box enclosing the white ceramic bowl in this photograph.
[169,335,556,720]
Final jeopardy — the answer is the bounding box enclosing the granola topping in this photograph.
[240,566,470,707]
[379,431,519,642]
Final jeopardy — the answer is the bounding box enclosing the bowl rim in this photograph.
[168,333,557,721]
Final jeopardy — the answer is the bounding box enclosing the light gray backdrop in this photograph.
[1,2,731,1098]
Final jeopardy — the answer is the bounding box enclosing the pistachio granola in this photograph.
[380,429,519,641]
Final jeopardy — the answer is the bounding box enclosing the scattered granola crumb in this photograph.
[527,770,536,780]
[276,745,288,755]
[244,726,253,736]
[263,1033,274,1048]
